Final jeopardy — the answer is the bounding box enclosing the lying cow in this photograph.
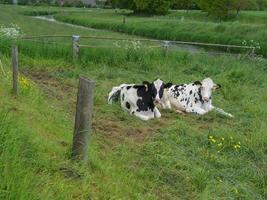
[108,79,168,121]
[163,78,233,117]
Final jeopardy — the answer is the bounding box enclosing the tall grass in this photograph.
[52,10,267,56]
[1,36,267,199]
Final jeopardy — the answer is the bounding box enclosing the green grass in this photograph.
[47,8,267,56]
[0,5,267,200]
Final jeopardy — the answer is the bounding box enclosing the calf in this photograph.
[164,78,233,117]
[108,79,167,121]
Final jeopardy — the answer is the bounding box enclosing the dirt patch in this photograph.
[22,69,77,112]
[93,115,171,146]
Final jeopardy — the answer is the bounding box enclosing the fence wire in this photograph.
[21,35,256,50]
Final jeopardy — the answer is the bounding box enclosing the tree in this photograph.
[196,0,264,19]
[111,0,171,15]
[196,0,245,19]
[111,0,135,9]
[171,0,197,10]
[232,0,249,16]
[256,0,267,10]
[134,0,171,15]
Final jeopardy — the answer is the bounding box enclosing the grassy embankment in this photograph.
[0,5,267,200]
[50,9,267,55]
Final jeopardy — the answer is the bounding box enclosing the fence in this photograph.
[19,34,257,59]
[9,43,94,163]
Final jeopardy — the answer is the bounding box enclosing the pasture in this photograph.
[0,5,267,200]
[29,7,267,56]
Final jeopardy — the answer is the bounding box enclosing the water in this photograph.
[33,16,246,56]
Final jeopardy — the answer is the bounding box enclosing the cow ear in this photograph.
[164,82,172,88]
[143,81,150,91]
[194,81,202,86]
[143,81,150,85]
[213,84,221,90]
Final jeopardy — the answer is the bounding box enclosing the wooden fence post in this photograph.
[163,41,170,56]
[251,47,255,57]
[12,45,19,96]
[72,35,80,61]
[72,76,95,162]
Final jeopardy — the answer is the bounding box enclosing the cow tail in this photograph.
[108,86,122,104]
[214,107,234,118]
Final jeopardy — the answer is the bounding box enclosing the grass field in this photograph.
[0,5,267,200]
[42,8,267,56]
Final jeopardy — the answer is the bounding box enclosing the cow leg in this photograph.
[133,112,152,121]
[175,109,186,114]
[186,106,208,115]
[161,100,172,110]
[154,107,161,118]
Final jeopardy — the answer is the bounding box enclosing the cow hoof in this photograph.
[175,110,185,114]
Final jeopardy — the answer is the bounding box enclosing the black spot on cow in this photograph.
[122,94,125,101]
[126,86,131,90]
[194,81,202,86]
[125,102,131,109]
[135,85,155,112]
[198,88,204,104]
[189,90,192,95]
[164,82,173,88]
[159,84,165,98]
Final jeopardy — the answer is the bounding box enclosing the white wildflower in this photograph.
[0,23,24,39]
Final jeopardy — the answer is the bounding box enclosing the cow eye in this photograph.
[152,87,157,97]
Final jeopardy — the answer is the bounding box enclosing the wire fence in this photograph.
[21,35,255,50]
[0,34,257,61]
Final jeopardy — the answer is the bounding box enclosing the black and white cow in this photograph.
[108,79,168,121]
[162,78,233,117]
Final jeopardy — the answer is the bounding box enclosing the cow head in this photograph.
[195,78,221,102]
[143,79,171,104]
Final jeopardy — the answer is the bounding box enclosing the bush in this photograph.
[196,0,267,19]
[111,0,170,15]
[171,0,198,10]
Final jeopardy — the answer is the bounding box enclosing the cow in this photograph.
[162,78,233,117]
[108,79,169,121]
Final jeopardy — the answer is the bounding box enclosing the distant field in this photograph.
[49,8,267,56]
[0,5,267,200]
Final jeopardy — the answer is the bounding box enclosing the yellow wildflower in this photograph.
[217,143,223,147]
[19,76,31,88]
[221,137,225,141]
[234,188,239,194]
[209,136,213,139]
[211,139,216,143]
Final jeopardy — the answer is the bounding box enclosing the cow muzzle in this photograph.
[154,98,161,104]
[203,97,209,102]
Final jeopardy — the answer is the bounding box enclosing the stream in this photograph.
[34,16,245,56]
